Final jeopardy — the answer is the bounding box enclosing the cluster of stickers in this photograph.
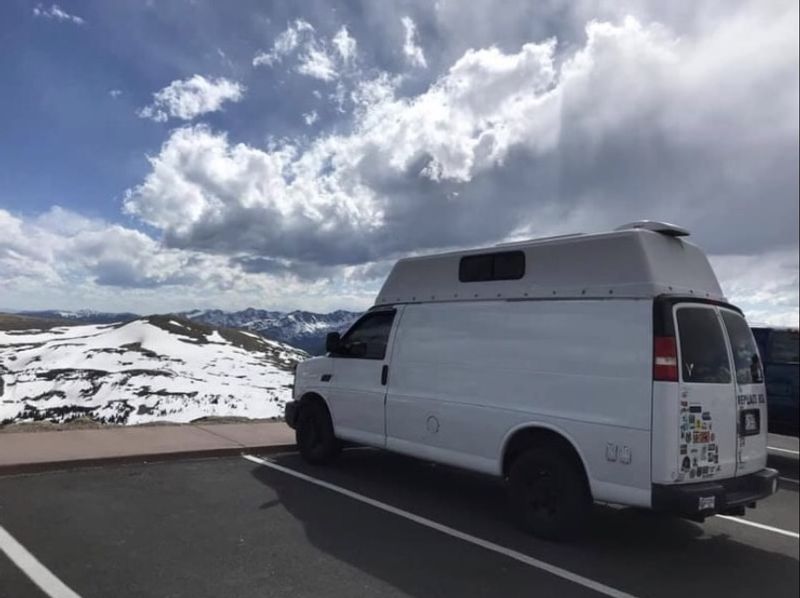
[678,401,721,480]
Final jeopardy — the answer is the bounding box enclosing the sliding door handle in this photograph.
[381,365,389,386]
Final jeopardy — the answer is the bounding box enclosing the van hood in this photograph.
[296,355,329,377]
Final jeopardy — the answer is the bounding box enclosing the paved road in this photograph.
[0,445,797,598]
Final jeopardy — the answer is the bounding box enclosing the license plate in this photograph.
[740,409,760,436]
[698,496,716,511]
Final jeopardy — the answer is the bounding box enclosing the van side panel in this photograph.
[385,299,654,506]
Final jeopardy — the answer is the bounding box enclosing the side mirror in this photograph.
[325,332,341,353]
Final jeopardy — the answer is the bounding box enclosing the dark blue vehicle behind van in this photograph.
[752,327,799,436]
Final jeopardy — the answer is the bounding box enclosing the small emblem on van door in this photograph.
[605,443,618,462]
[426,416,439,434]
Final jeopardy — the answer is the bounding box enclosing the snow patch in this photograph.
[0,319,307,425]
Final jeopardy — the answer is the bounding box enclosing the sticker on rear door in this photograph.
[678,401,721,481]
[737,392,766,406]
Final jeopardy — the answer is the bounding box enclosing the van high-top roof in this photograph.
[375,221,725,306]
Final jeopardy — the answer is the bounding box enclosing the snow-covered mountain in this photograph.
[0,315,307,426]
[181,309,360,354]
[17,308,361,353]
[16,309,139,325]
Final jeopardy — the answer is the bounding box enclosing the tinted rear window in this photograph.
[676,307,731,384]
[459,251,525,282]
[768,330,800,363]
[721,311,763,385]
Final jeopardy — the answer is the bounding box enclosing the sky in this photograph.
[0,0,798,324]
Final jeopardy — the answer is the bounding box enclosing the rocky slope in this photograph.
[0,315,307,426]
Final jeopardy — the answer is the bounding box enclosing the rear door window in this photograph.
[721,311,764,385]
[676,307,731,384]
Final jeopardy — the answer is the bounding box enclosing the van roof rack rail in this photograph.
[615,221,690,237]
[495,233,584,247]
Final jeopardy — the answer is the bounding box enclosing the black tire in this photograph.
[295,400,340,465]
[508,446,592,540]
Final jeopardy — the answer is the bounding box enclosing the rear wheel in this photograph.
[508,446,591,540]
[295,400,340,465]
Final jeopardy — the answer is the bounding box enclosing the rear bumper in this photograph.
[652,468,779,519]
[284,400,300,429]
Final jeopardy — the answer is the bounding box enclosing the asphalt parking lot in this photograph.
[0,442,797,598]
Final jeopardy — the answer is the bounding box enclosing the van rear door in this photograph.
[719,309,768,476]
[674,304,737,482]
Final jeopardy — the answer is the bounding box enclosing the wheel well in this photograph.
[298,392,331,416]
[501,427,589,482]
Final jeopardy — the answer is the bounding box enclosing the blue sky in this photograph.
[1,1,379,220]
[1,1,798,324]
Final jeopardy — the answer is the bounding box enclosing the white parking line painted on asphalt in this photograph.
[768,446,800,456]
[243,454,640,598]
[715,516,800,539]
[0,524,82,598]
[779,476,799,485]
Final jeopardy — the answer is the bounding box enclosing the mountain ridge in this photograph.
[16,308,362,354]
[0,315,306,425]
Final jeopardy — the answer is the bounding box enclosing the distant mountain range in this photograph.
[0,315,307,426]
[15,308,361,354]
[14,309,140,325]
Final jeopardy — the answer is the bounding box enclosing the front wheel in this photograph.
[295,400,340,465]
[508,446,592,541]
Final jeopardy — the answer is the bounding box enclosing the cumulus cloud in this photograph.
[401,16,427,68]
[711,250,800,327]
[126,11,798,268]
[1,207,200,290]
[32,4,84,25]
[0,207,374,313]
[10,1,798,323]
[303,110,319,126]
[138,75,244,122]
[124,124,382,264]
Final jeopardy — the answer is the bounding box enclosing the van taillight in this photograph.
[654,336,678,382]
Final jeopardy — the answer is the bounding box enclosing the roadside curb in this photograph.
[0,443,296,476]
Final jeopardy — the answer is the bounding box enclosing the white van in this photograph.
[285,221,778,539]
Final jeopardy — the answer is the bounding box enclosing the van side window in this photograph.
[676,308,731,384]
[336,311,395,360]
[459,251,525,282]
[721,311,764,385]
[751,328,769,358]
[768,330,800,363]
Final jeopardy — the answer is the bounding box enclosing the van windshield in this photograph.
[721,311,764,385]
[676,307,731,384]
